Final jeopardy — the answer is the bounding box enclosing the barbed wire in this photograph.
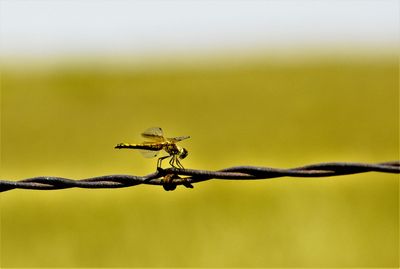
[0,161,398,192]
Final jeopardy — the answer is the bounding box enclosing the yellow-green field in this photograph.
[1,55,398,267]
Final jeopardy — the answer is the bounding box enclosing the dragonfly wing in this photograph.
[141,127,165,141]
[168,135,190,143]
[139,149,160,158]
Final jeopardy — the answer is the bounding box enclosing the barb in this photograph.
[1,161,399,192]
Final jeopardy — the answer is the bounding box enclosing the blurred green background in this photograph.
[0,55,399,267]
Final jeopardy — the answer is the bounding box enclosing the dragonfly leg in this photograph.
[169,155,184,169]
[175,157,185,169]
[157,155,170,168]
[169,155,180,169]
[169,155,176,168]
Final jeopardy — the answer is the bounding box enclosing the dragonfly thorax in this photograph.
[164,142,188,159]
[164,142,181,156]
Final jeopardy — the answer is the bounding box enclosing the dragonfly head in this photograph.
[179,148,188,159]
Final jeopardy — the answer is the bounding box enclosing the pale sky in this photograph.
[0,0,398,57]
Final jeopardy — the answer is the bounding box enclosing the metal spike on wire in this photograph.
[0,161,399,192]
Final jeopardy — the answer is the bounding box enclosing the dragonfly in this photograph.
[115,127,190,169]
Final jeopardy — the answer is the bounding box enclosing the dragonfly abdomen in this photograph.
[115,143,164,151]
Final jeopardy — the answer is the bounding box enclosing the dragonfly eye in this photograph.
[179,148,188,159]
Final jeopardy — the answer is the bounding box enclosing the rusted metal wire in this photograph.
[0,161,398,192]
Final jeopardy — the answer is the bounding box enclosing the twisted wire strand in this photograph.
[0,161,399,192]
